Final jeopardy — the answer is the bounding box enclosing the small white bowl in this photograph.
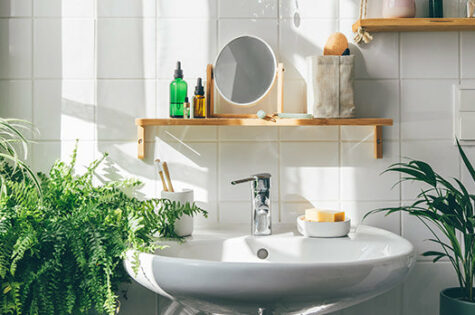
[297,215,351,238]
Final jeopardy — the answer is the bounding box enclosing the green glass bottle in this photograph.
[170,61,188,118]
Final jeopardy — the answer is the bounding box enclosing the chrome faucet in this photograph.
[231,173,272,236]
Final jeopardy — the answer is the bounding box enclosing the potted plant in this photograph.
[0,121,207,314]
[365,140,474,314]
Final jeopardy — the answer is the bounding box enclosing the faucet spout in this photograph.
[231,173,272,236]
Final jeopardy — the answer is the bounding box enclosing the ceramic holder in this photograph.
[161,189,194,237]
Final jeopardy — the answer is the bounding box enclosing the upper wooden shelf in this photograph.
[136,118,393,127]
[135,118,393,160]
[352,18,475,33]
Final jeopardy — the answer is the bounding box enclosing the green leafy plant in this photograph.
[365,140,475,302]
[0,118,39,194]
[0,145,207,314]
[157,199,208,239]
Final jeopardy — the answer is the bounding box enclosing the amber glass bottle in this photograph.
[192,78,206,118]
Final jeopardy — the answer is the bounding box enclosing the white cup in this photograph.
[161,189,194,237]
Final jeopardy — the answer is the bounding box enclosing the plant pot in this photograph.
[440,288,475,315]
[161,189,194,237]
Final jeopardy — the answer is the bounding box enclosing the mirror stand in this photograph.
[206,63,285,118]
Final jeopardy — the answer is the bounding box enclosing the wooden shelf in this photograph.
[136,118,393,160]
[352,18,475,33]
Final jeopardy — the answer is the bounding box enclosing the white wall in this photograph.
[0,0,471,314]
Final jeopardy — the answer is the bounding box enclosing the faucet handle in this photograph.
[231,177,255,185]
[231,173,271,185]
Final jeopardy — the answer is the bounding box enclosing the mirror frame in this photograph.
[213,35,278,107]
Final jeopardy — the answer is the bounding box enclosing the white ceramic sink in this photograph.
[124,224,415,314]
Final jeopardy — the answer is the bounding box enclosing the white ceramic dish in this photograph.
[297,215,351,238]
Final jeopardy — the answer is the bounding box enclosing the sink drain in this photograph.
[257,248,269,260]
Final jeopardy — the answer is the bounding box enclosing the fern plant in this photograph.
[0,145,207,314]
[365,140,475,302]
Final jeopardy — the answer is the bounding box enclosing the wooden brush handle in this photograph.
[159,171,168,191]
[162,162,174,192]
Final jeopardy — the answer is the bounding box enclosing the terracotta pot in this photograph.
[440,288,475,315]
[383,0,416,18]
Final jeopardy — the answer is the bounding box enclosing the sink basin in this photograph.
[124,225,415,314]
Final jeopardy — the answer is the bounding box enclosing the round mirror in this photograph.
[214,36,277,106]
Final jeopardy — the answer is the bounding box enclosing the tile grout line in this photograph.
[398,31,404,315]
[31,0,35,169]
[214,0,221,225]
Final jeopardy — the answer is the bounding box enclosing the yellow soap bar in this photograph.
[305,208,319,222]
[305,208,345,222]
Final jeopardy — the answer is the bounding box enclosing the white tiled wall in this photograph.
[0,0,469,314]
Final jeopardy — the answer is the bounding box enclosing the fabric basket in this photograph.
[306,55,355,118]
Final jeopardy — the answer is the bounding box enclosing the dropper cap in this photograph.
[174,61,183,79]
[194,78,204,95]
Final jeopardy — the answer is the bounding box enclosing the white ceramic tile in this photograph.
[0,80,32,122]
[34,80,95,141]
[156,126,217,142]
[34,0,94,17]
[218,18,277,56]
[280,0,338,18]
[339,0,360,19]
[340,201,401,234]
[281,142,339,202]
[401,140,460,200]
[283,78,307,113]
[32,140,95,175]
[157,19,216,79]
[219,142,278,201]
[443,0,460,18]
[340,0,382,19]
[0,0,31,17]
[280,18,338,80]
[342,286,402,315]
[155,141,218,206]
[461,32,475,79]
[219,201,279,224]
[415,0,429,17]
[97,80,155,141]
[281,201,341,223]
[0,19,31,79]
[157,0,216,18]
[401,79,456,141]
[401,32,459,79]
[402,212,452,261]
[340,141,400,201]
[279,126,339,141]
[219,0,277,18]
[219,126,277,141]
[340,19,399,79]
[98,0,155,17]
[460,145,475,193]
[34,19,94,79]
[98,19,155,79]
[156,79,171,118]
[341,80,400,141]
[194,201,218,227]
[402,262,459,315]
[60,140,96,174]
[96,141,157,198]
